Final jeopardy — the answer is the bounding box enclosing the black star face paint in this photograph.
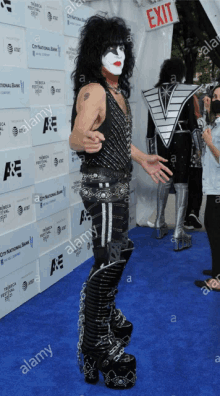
[101,44,125,76]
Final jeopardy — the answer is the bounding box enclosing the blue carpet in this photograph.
[0,227,220,396]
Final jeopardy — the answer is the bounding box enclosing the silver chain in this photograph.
[106,82,122,94]
[77,282,87,372]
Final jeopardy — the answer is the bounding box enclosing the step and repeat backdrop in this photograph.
[0,0,137,319]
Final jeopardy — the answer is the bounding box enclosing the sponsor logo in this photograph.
[0,81,24,93]
[50,254,63,276]
[0,203,11,223]
[22,279,34,291]
[12,125,26,136]
[17,205,23,216]
[7,43,21,54]
[32,80,45,96]
[3,160,22,181]
[40,226,52,242]
[17,204,30,215]
[0,0,12,13]
[28,1,42,18]
[36,155,49,171]
[7,43,13,54]
[57,224,66,235]
[43,116,57,133]
[79,209,91,225]
[12,126,18,136]
[50,86,61,95]
[0,237,34,257]
[51,86,55,95]
[47,10,58,22]
[1,282,16,302]
[54,157,64,167]
[47,11,52,21]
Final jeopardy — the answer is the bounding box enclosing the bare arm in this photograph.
[131,143,147,164]
[69,83,106,152]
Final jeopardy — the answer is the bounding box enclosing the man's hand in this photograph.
[202,128,212,146]
[83,130,105,153]
[141,154,173,184]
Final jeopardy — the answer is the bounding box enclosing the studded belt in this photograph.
[80,166,132,184]
[80,178,130,203]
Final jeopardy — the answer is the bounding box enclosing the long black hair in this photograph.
[71,15,135,100]
[154,57,186,87]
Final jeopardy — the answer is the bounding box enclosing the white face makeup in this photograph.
[101,44,125,76]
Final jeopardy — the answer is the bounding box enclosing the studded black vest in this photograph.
[70,82,133,172]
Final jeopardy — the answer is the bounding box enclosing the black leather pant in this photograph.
[204,195,220,278]
[80,171,132,267]
[186,167,203,218]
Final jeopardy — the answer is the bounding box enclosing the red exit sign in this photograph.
[145,0,179,31]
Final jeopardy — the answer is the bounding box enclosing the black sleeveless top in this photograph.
[70,81,133,172]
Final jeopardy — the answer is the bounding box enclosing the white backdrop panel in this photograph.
[39,240,75,292]
[69,170,82,205]
[0,260,40,320]
[27,28,65,70]
[37,208,71,256]
[0,147,35,195]
[29,69,65,106]
[63,1,95,37]
[69,230,94,268]
[34,141,69,182]
[0,67,29,109]
[0,0,26,27]
[0,108,32,150]
[0,222,38,279]
[0,185,36,236]
[69,148,82,173]
[64,36,78,71]
[0,24,27,68]
[30,105,68,146]
[34,174,70,221]
[25,0,63,33]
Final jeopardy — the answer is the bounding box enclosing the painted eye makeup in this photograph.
[105,44,125,54]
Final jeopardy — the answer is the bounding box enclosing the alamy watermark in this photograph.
[20,344,52,374]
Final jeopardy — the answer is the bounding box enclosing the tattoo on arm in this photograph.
[84,93,90,101]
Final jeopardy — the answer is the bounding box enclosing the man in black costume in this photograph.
[143,58,202,251]
[69,15,173,389]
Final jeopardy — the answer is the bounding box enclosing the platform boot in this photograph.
[77,242,137,389]
[155,177,173,238]
[110,232,135,347]
[172,183,192,251]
